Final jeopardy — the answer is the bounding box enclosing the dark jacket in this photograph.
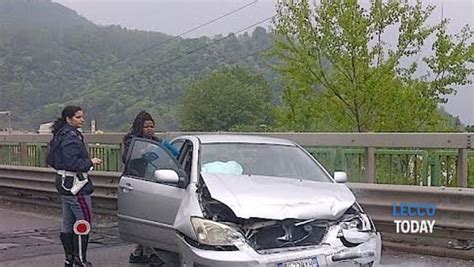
[121,133,179,163]
[48,124,94,195]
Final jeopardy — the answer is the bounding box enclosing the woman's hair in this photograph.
[130,110,155,136]
[51,105,82,134]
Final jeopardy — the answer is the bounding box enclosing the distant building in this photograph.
[38,122,53,134]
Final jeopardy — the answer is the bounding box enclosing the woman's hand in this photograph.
[91,158,102,165]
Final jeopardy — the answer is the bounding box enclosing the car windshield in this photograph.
[199,143,331,182]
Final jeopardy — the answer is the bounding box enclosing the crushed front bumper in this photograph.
[176,231,381,267]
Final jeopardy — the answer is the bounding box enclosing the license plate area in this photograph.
[276,257,319,267]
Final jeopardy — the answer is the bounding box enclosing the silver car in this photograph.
[118,135,381,266]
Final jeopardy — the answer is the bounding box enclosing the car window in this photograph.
[124,138,180,182]
[177,141,193,178]
[200,143,331,182]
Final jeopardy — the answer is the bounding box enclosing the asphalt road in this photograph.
[0,204,473,267]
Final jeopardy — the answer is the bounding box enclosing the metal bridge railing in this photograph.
[306,147,473,187]
[0,133,472,187]
[88,144,123,172]
[0,142,123,172]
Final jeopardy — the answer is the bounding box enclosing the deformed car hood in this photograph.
[200,173,356,220]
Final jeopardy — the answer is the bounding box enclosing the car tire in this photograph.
[148,254,164,267]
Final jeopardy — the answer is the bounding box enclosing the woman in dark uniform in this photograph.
[47,105,102,267]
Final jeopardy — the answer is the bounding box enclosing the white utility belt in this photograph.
[57,170,89,195]
[57,170,78,177]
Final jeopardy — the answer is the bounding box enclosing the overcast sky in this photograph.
[54,0,473,124]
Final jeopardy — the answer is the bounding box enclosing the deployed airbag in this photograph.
[201,161,243,176]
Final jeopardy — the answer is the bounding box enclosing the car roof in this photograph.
[194,134,296,146]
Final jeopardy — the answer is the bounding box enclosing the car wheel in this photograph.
[148,254,164,267]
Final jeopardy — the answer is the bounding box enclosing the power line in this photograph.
[76,15,275,98]
[76,45,276,112]
[159,44,275,91]
[137,16,274,72]
[109,0,260,66]
[70,0,260,81]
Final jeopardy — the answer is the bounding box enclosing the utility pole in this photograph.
[0,111,12,133]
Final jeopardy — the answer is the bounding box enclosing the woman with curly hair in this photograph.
[121,110,178,264]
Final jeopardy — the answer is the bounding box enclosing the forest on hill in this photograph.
[0,0,278,131]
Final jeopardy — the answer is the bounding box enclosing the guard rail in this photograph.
[0,165,472,259]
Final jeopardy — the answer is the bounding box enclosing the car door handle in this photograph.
[119,184,134,191]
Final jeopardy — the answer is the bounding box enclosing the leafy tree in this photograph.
[180,66,274,131]
[273,0,473,132]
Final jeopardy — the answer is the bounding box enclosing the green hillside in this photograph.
[0,0,278,131]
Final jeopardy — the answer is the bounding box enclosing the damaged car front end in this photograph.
[177,183,380,266]
[174,139,381,266]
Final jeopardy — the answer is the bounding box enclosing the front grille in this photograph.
[247,220,328,251]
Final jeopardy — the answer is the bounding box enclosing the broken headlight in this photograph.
[342,213,373,232]
[191,217,243,246]
[339,213,375,246]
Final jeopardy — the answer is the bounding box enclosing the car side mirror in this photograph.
[154,169,179,184]
[334,171,347,183]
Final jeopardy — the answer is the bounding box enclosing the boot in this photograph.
[129,244,150,264]
[73,234,92,267]
[60,232,74,267]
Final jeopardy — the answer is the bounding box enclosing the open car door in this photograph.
[117,137,185,251]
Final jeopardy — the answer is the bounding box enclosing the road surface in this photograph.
[0,203,472,267]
